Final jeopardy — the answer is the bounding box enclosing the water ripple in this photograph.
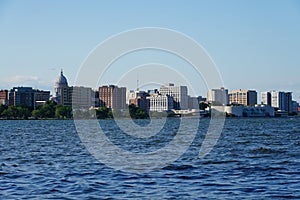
[0,118,299,199]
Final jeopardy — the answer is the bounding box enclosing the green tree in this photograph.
[32,101,56,119]
[55,105,72,119]
[2,106,14,119]
[128,104,149,119]
[1,106,31,119]
[0,104,8,117]
[17,106,31,119]
[32,109,41,118]
[96,106,110,119]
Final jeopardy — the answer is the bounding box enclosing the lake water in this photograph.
[1,118,299,199]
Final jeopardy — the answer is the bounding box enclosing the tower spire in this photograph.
[137,72,139,91]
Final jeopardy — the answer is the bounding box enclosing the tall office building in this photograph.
[292,101,299,114]
[269,91,293,113]
[285,92,293,113]
[34,89,51,106]
[8,87,35,108]
[98,85,126,109]
[71,86,95,108]
[0,90,8,105]
[229,89,257,106]
[160,83,188,110]
[261,92,271,106]
[54,86,92,107]
[188,96,199,109]
[34,90,50,101]
[207,87,229,105]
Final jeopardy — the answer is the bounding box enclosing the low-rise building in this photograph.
[211,104,275,117]
[212,105,244,117]
[243,105,275,117]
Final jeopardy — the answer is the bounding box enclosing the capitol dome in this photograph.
[55,69,68,88]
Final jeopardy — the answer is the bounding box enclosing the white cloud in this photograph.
[0,75,53,92]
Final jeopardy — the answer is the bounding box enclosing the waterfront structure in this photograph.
[53,70,69,104]
[207,87,229,105]
[229,89,257,106]
[159,83,188,110]
[0,90,8,105]
[98,85,126,109]
[8,87,35,108]
[212,104,275,117]
[243,105,275,117]
[212,105,244,117]
[147,93,173,112]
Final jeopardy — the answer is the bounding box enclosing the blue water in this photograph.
[0,118,299,199]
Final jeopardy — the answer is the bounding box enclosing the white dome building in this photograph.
[53,69,69,104]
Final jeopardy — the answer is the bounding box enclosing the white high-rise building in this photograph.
[261,92,271,106]
[270,91,293,113]
[147,94,173,112]
[271,91,285,110]
[207,87,229,105]
[160,83,188,110]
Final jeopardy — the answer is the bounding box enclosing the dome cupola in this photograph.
[55,69,68,88]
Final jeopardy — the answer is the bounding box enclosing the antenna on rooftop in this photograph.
[137,72,139,92]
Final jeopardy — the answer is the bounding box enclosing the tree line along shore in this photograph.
[0,100,160,120]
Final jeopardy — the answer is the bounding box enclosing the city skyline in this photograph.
[1,69,299,106]
[1,1,300,101]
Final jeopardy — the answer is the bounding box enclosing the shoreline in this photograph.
[0,115,298,121]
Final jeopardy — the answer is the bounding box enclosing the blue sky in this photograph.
[0,0,300,101]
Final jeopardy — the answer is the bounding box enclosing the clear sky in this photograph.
[0,0,300,101]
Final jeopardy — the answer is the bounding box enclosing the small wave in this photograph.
[251,147,283,154]
[163,164,195,171]
[202,160,239,165]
